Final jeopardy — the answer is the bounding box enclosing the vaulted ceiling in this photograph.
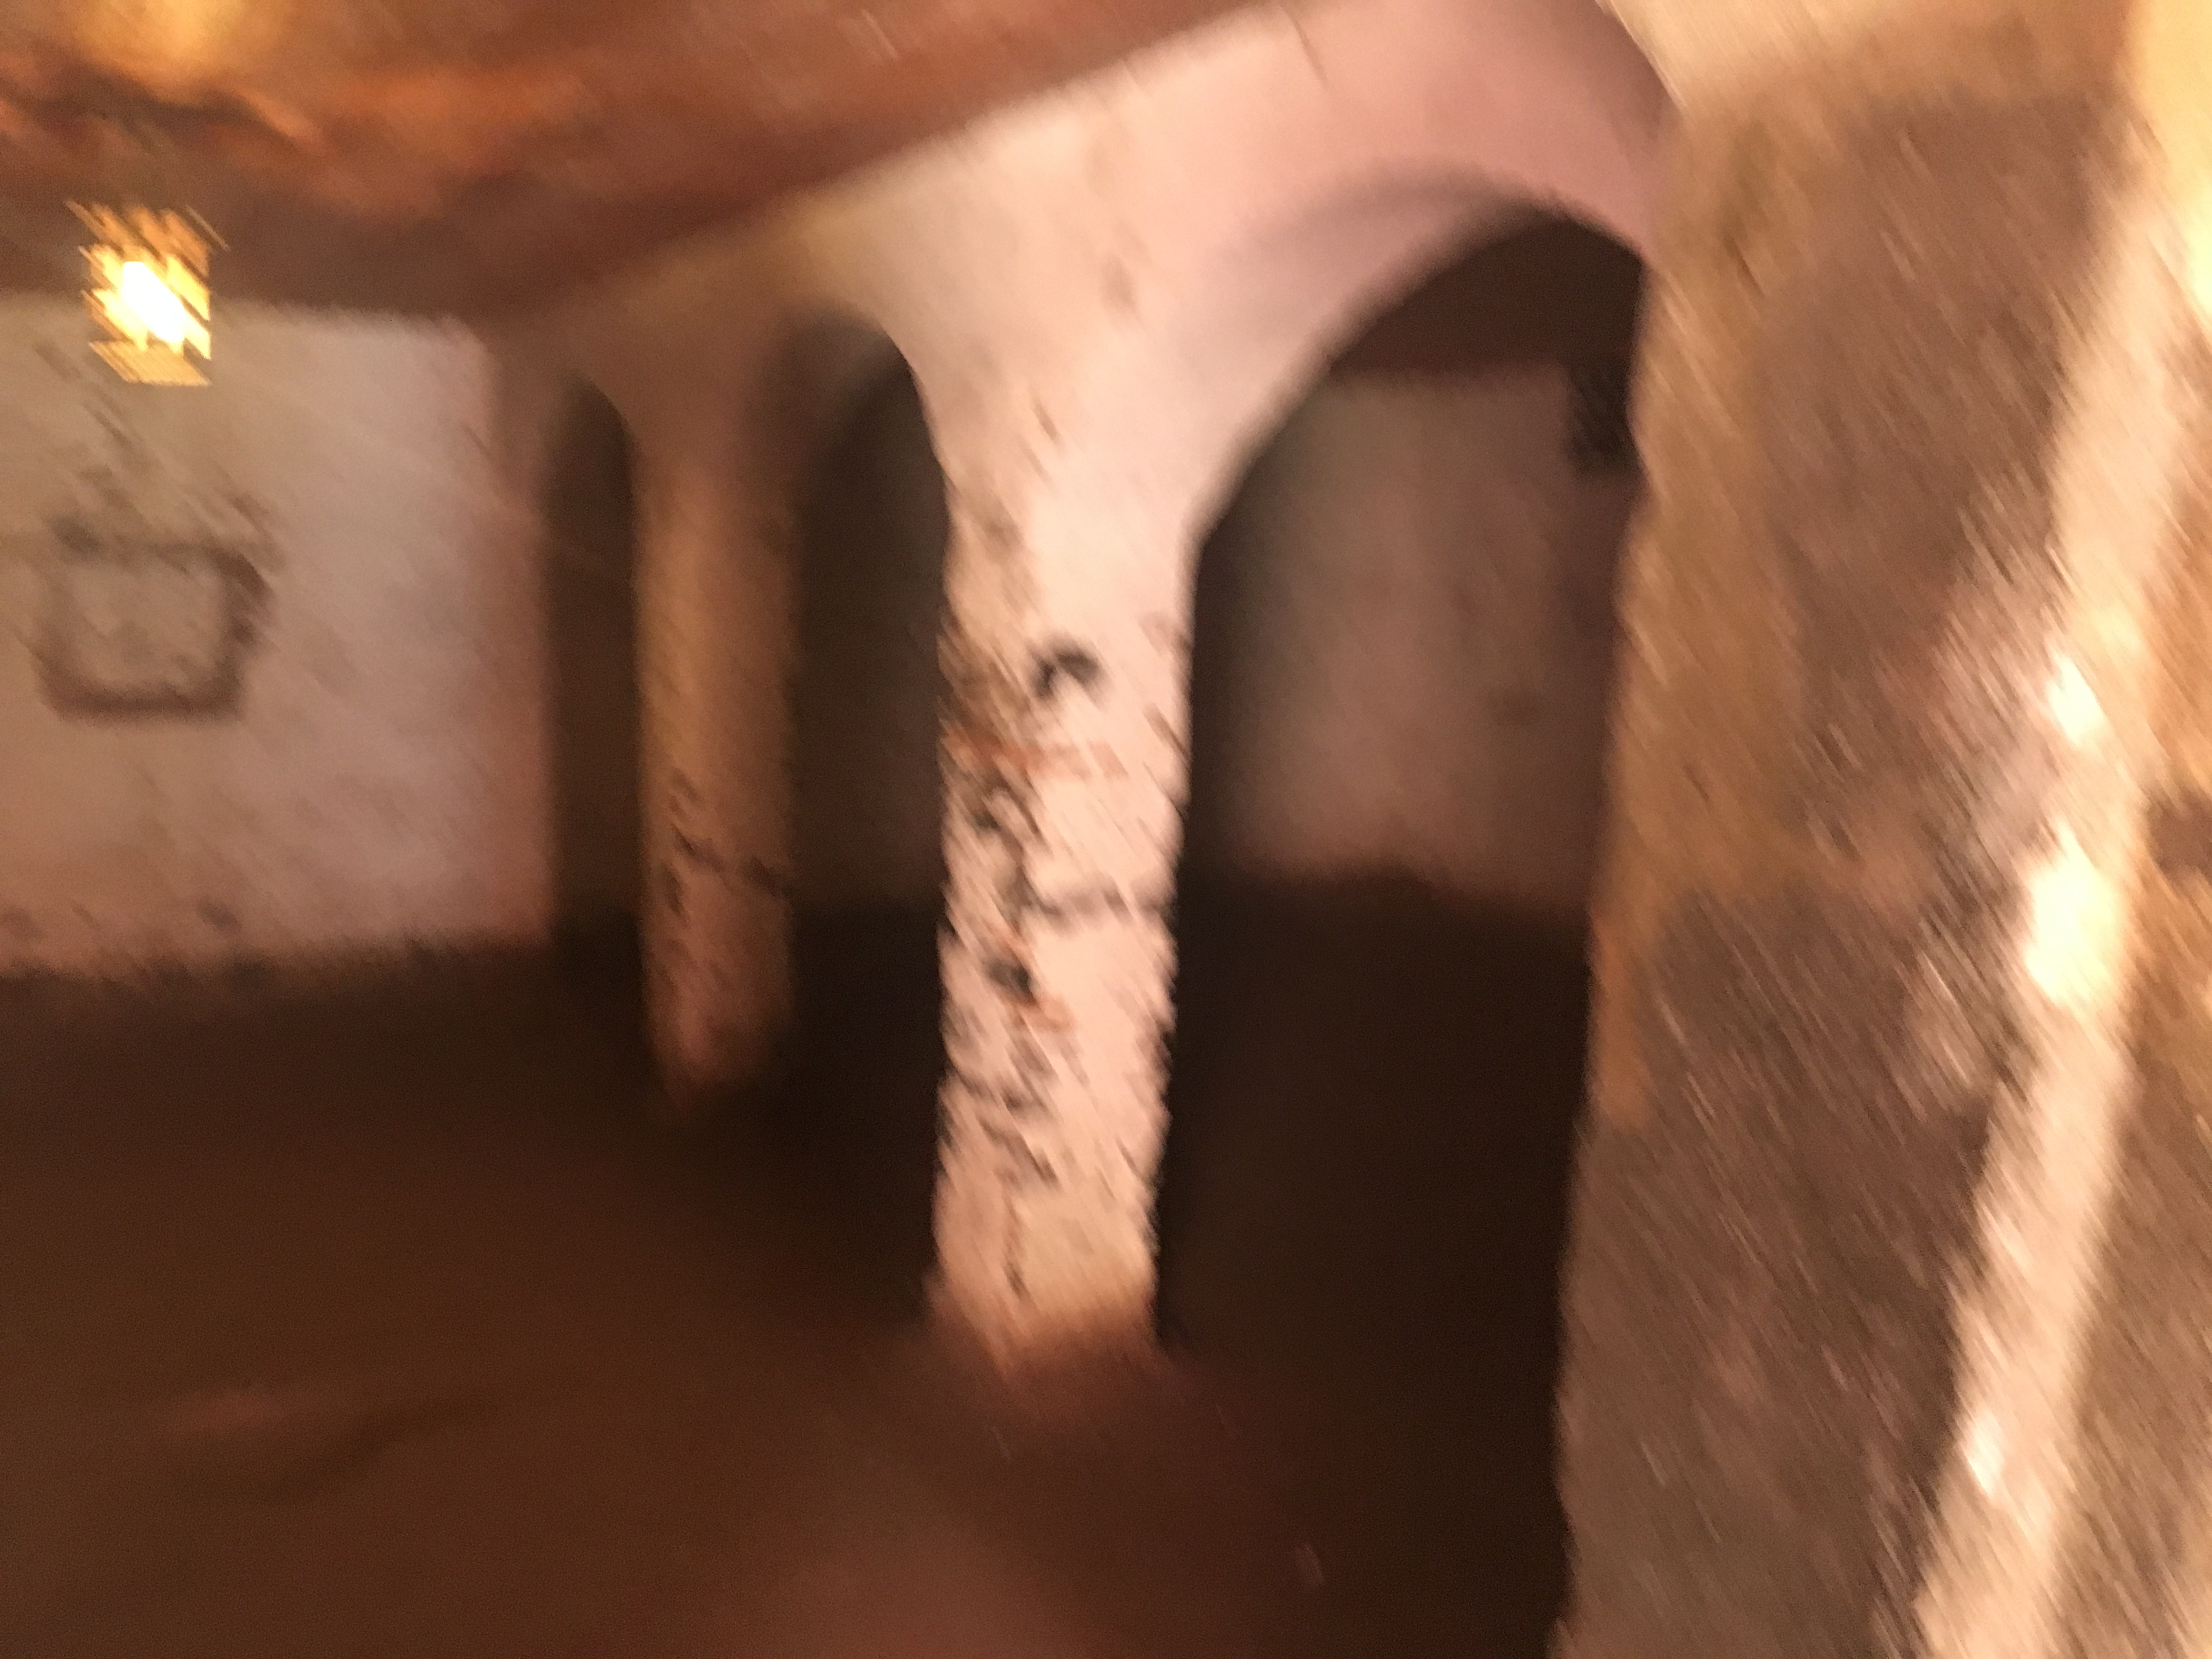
[0,0,1252,311]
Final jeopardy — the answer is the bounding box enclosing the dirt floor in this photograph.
[0,875,1589,1659]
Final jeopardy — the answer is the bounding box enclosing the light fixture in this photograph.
[71,204,217,386]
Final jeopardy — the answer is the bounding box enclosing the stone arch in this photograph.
[731,306,955,939]
[628,301,957,1102]
[772,316,953,915]
[1147,211,1651,1643]
[1004,0,1667,566]
[1022,188,1655,579]
[772,313,956,1310]
[609,300,963,1285]
[748,313,933,500]
[926,1,1673,1359]
[1169,208,1648,902]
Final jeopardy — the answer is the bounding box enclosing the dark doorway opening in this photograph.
[1155,215,1647,1657]
[543,384,644,1014]
[776,351,952,1316]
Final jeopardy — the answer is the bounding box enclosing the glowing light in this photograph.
[2022,827,2126,1014]
[2044,655,2105,746]
[73,204,217,386]
[2135,0,2212,321]
[119,262,195,348]
[1965,1409,2007,1496]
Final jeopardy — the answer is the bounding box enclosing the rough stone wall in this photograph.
[509,0,1670,1357]
[2040,8,2212,1648]
[2051,395,2212,1659]
[1556,0,2212,1652]
[0,301,542,979]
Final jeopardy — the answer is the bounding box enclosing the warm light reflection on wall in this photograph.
[67,0,298,78]
[2138,0,2212,321]
[73,204,216,386]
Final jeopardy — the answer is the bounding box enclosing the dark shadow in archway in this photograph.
[1154,216,1647,1658]
[772,351,952,1318]
[544,384,644,1022]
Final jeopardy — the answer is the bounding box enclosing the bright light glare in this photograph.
[2022,827,2124,1014]
[116,261,194,349]
[74,205,217,383]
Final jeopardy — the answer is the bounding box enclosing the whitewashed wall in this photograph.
[1184,368,1637,921]
[0,305,543,978]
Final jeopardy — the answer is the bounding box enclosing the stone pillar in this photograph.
[1557,2,2212,1655]
[932,493,1187,1365]
[640,432,796,1107]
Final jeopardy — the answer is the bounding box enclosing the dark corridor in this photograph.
[776,351,953,1314]
[543,382,645,994]
[1155,211,1645,1650]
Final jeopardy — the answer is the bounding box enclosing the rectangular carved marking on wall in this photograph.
[36,536,269,719]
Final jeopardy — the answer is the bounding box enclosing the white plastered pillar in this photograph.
[932,473,1192,1363]
[637,408,798,1105]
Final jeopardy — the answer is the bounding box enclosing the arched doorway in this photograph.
[780,346,952,1311]
[543,383,644,1007]
[1155,213,1647,1652]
